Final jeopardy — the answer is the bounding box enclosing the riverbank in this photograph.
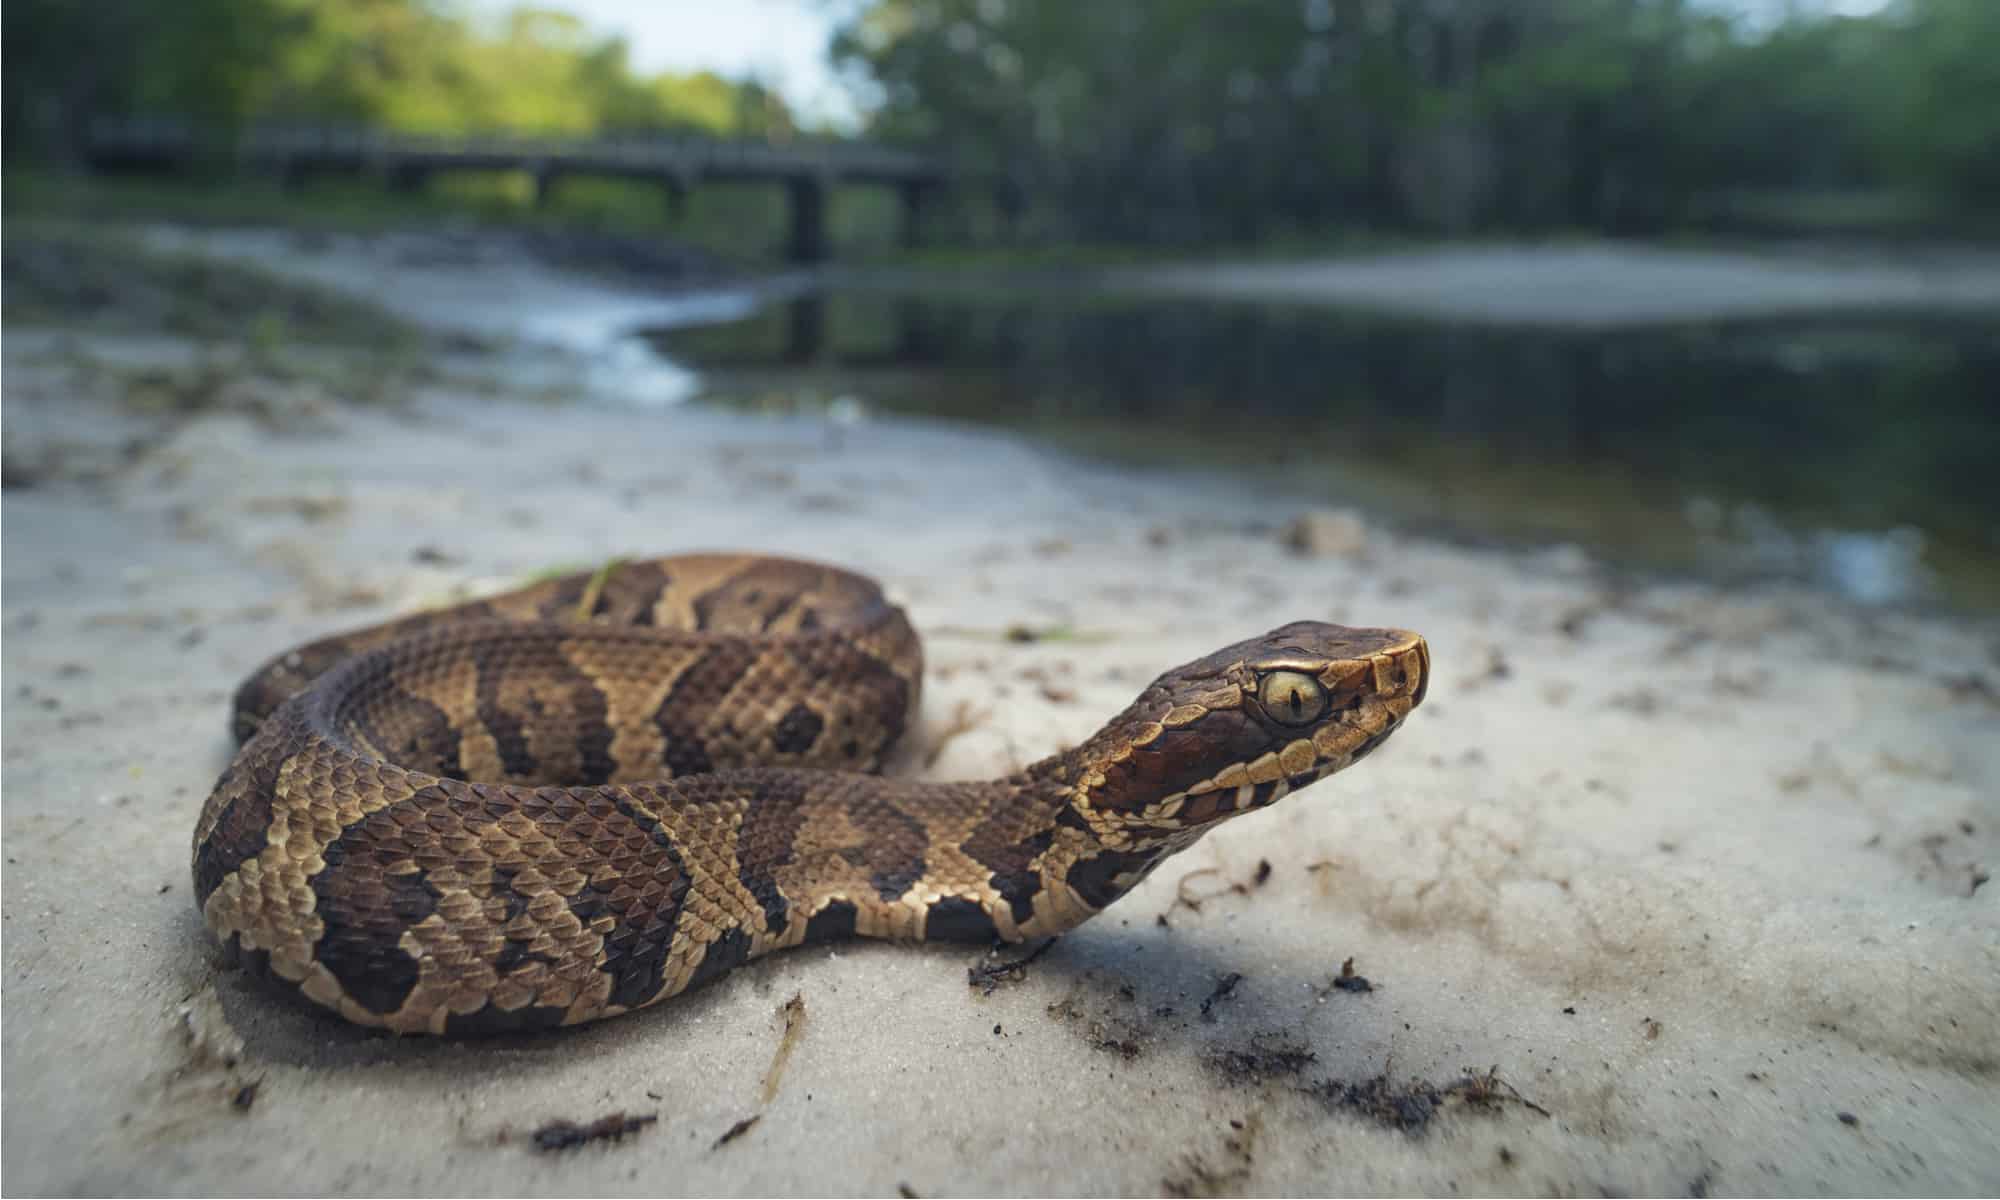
[3,232,1997,1195]
[1115,241,2000,327]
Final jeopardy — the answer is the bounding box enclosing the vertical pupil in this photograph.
[1289,689,1302,715]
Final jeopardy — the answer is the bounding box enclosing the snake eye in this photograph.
[1257,670,1327,726]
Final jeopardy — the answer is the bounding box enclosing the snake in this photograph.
[192,554,1429,1035]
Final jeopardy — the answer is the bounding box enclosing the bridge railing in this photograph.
[210,123,943,178]
[86,116,961,184]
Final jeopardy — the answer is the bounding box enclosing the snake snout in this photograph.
[1364,630,1428,712]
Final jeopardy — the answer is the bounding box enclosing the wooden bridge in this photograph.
[85,117,1014,263]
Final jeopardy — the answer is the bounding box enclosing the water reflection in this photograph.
[644,290,2000,610]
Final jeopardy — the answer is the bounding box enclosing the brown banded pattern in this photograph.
[194,556,1428,1033]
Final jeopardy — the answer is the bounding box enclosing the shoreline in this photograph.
[1113,240,2000,326]
[122,220,2000,330]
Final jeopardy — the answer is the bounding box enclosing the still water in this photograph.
[643,288,1999,611]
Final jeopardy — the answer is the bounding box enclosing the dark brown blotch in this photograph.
[550,790,691,1010]
[1065,846,1166,910]
[686,926,752,991]
[732,772,812,935]
[770,703,824,755]
[470,646,616,785]
[652,643,754,775]
[311,807,443,1015]
[963,802,1060,924]
[443,1001,571,1036]
[924,897,999,943]
[1092,716,1269,814]
[347,689,464,781]
[852,797,930,902]
[804,899,858,943]
[193,733,286,905]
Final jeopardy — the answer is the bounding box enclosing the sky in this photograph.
[467,0,1893,132]
[467,0,871,130]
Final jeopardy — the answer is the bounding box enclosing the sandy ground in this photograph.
[4,241,1999,1197]
[1125,243,2000,325]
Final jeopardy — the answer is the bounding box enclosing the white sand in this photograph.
[1125,243,2000,325]
[3,243,1997,1196]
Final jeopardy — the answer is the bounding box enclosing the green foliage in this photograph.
[4,0,801,158]
[8,0,1992,246]
[1868,0,2000,207]
[835,0,1998,241]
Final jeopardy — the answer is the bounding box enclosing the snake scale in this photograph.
[193,554,1429,1034]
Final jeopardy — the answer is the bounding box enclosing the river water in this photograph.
[640,285,2000,611]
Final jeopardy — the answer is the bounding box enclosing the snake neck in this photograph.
[693,751,1187,950]
[959,747,1193,937]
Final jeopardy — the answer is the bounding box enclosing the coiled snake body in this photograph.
[194,554,1429,1034]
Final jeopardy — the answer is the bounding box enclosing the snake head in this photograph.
[1060,621,1429,845]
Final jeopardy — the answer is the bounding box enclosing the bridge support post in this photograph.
[786,175,828,264]
[387,163,428,195]
[897,180,932,249]
[662,176,688,222]
[994,177,1026,242]
[531,167,558,210]
[783,295,826,363]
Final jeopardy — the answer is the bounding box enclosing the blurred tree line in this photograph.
[2,0,799,159]
[835,0,1999,240]
[7,0,1992,244]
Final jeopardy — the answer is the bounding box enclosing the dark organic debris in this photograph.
[1046,996,1145,1060]
[1207,1037,1318,1085]
[1091,1029,1143,1059]
[1328,956,1373,994]
[231,1080,261,1112]
[712,1115,761,1149]
[532,1111,658,1153]
[1200,972,1245,1021]
[411,545,462,566]
[1837,1111,1859,1127]
[1557,606,1597,639]
[1303,1066,1549,1136]
[968,937,1059,995]
[1939,672,1999,709]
